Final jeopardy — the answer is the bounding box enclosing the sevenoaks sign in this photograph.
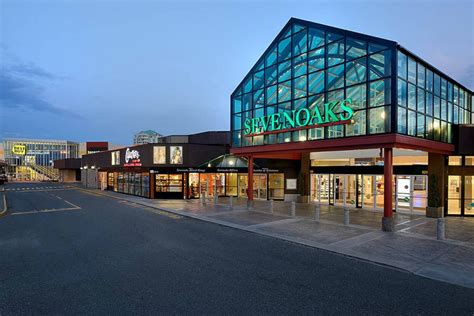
[243,98,354,136]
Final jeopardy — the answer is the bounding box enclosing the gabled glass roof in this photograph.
[232,18,395,97]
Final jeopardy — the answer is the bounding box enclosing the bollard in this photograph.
[314,202,320,222]
[270,200,274,213]
[437,217,445,240]
[202,191,207,206]
[343,207,350,225]
[214,193,218,205]
[291,201,296,217]
[229,196,233,210]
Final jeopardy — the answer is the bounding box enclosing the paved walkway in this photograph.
[83,189,474,289]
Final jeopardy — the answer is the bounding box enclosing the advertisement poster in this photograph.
[153,146,166,164]
[170,146,183,164]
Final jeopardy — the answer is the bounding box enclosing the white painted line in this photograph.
[10,207,82,216]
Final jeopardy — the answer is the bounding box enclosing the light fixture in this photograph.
[83,166,88,169]
[381,111,386,119]
[229,160,234,165]
[299,135,307,141]
[284,137,290,142]
[91,166,95,169]
[208,163,211,167]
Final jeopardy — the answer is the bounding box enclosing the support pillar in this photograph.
[382,147,394,232]
[247,156,254,209]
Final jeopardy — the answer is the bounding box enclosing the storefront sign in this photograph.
[124,148,142,167]
[12,144,26,155]
[244,98,354,136]
[176,168,206,173]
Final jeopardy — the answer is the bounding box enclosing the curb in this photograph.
[0,188,8,218]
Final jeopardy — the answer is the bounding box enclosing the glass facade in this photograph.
[231,20,473,148]
[397,51,472,143]
[3,139,79,181]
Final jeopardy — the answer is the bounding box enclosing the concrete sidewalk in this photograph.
[83,189,474,289]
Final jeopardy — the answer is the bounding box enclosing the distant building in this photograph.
[3,138,79,181]
[133,130,162,144]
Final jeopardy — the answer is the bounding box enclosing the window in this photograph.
[326,64,344,90]
[278,61,291,82]
[327,40,344,66]
[293,31,307,56]
[346,57,367,86]
[278,37,292,62]
[169,146,183,164]
[397,51,407,79]
[156,174,183,193]
[111,151,120,165]
[308,71,324,95]
[398,107,407,134]
[465,157,474,166]
[408,84,416,110]
[397,78,407,107]
[408,58,416,83]
[308,28,325,50]
[448,156,462,166]
[408,110,416,136]
[345,110,366,136]
[346,38,366,60]
[293,75,307,99]
[369,50,391,80]
[153,146,166,164]
[308,47,324,72]
[369,79,390,107]
[346,84,366,109]
[278,80,291,102]
[369,106,388,134]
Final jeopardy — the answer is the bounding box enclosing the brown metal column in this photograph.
[382,147,394,232]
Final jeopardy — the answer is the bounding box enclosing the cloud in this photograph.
[0,58,79,118]
[5,63,58,80]
[0,70,80,118]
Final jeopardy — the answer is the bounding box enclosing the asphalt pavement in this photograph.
[1,183,473,315]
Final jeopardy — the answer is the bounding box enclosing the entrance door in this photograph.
[253,174,267,200]
[237,174,267,200]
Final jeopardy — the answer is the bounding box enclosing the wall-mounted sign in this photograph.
[124,148,142,167]
[244,98,354,136]
[12,144,26,155]
[286,179,297,190]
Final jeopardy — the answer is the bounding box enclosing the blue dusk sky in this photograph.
[1,0,473,145]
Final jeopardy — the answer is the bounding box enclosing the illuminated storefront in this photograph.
[81,132,291,200]
[230,18,473,228]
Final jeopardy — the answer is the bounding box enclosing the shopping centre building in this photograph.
[230,18,473,230]
[80,131,296,200]
[2,138,80,181]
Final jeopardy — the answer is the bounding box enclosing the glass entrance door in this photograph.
[253,174,267,200]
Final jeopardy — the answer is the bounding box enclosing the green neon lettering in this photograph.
[244,118,251,135]
[252,118,260,134]
[283,110,296,128]
[271,113,282,131]
[310,107,323,124]
[324,102,339,123]
[296,108,311,126]
[339,98,354,121]
[261,116,271,132]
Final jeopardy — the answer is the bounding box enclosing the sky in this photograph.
[0,0,473,145]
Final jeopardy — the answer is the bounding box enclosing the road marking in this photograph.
[10,207,82,216]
